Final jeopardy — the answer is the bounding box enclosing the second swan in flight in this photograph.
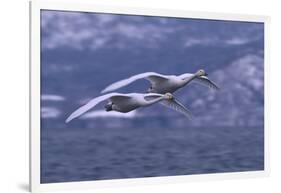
[101,69,219,94]
[65,92,193,123]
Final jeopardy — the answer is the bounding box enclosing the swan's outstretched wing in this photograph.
[160,98,193,120]
[101,72,169,93]
[193,76,220,91]
[65,93,130,123]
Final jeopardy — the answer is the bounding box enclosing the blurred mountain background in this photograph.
[40,10,264,130]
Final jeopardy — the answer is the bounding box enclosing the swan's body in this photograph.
[65,92,192,123]
[101,70,219,94]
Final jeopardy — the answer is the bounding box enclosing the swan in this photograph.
[101,69,219,94]
[65,92,192,123]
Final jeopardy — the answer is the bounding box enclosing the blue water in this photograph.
[41,123,264,183]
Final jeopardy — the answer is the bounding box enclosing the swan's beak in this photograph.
[205,73,208,76]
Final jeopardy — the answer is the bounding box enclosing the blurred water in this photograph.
[41,121,263,183]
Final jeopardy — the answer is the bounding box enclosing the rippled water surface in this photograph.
[41,125,264,183]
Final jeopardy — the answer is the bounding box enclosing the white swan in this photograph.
[65,92,192,123]
[101,69,219,94]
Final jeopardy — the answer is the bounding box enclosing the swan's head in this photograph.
[195,69,208,77]
[147,86,154,93]
[164,93,174,100]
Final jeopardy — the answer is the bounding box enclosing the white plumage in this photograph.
[101,69,219,94]
[65,92,192,123]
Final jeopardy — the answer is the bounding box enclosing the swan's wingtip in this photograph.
[186,113,194,120]
[210,85,220,91]
[65,117,72,124]
[101,88,109,94]
[214,86,220,91]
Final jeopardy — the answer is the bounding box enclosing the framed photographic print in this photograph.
[30,0,270,192]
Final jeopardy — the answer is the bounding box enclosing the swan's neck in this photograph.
[144,96,164,106]
[182,74,197,86]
